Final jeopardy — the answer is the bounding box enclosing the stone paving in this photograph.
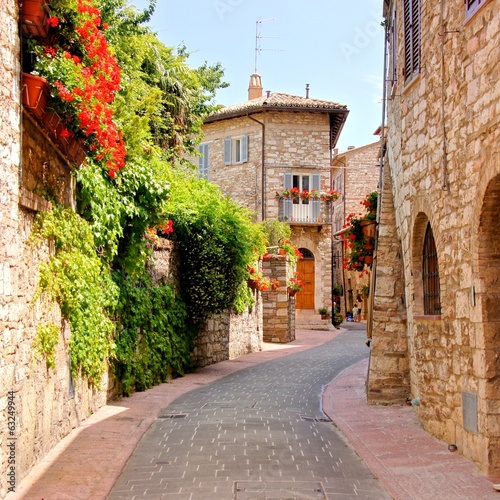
[108,329,390,499]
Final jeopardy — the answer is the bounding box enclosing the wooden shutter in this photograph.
[241,135,248,162]
[311,174,321,221]
[224,138,232,165]
[403,0,420,81]
[283,173,293,220]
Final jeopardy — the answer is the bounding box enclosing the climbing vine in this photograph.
[32,207,118,386]
[113,272,196,395]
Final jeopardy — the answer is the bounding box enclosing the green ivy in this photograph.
[113,272,196,396]
[166,175,266,322]
[32,207,118,386]
[32,322,60,370]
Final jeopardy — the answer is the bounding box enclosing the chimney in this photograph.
[305,83,310,98]
[248,74,263,100]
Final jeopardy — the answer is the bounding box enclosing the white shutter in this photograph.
[224,138,232,165]
[311,174,321,221]
[283,173,293,220]
[241,135,248,162]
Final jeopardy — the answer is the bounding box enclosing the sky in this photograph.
[131,0,385,152]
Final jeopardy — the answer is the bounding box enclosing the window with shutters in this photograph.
[403,0,420,83]
[282,173,321,222]
[198,143,209,179]
[465,0,488,19]
[422,223,441,315]
[389,9,397,88]
[224,135,248,165]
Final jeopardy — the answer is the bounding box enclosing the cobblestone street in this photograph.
[108,327,390,499]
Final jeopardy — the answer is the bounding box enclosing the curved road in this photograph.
[108,327,391,499]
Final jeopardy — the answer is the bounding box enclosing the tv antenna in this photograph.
[254,18,282,73]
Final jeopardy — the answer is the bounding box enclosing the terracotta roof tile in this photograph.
[206,92,348,122]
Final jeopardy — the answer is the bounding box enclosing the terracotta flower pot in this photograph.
[287,287,297,297]
[66,138,86,165]
[363,255,374,265]
[360,220,377,239]
[22,73,50,119]
[21,0,50,38]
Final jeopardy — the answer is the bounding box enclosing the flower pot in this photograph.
[287,287,297,297]
[66,138,86,165]
[321,314,327,320]
[22,73,50,119]
[21,0,50,38]
[360,220,377,239]
[363,255,374,265]
[278,248,287,256]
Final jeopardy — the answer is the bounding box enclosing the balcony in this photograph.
[277,198,333,225]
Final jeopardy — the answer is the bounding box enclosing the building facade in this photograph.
[332,141,380,318]
[368,0,500,474]
[201,75,349,320]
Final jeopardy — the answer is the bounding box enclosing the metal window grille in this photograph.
[422,223,441,315]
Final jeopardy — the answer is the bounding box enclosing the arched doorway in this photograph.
[296,248,314,310]
[477,173,500,473]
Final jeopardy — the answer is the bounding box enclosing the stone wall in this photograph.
[192,300,263,368]
[367,156,409,404]
[1,3,108,496]
[373,0,500,474]
[262,255,295,343]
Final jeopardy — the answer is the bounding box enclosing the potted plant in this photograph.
[28,0,125,175]
[318,307,330,320]
[332,283,343,297]
[278,238,303,264]
[341,191,378,272]
[287,272,303,297]
[333,311,344,328]
[320,188,341,202]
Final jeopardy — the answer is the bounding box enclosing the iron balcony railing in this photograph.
[277,198,333,224]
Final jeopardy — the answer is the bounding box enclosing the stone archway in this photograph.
[477,173,500,474]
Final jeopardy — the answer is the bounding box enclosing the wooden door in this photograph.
[296,255,315,309]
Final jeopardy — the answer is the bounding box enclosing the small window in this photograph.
[466,0,487,18]
[224,135,248,165]
[403,0,421,82]
[198,143,209,179]
[422,223,441,315]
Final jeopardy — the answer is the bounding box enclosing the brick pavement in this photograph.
[9,324,500,499]
[108,328,389,499]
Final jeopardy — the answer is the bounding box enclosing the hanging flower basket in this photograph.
[22,73,50,119]
[21,0,50,38]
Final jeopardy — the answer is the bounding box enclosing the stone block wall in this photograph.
[192,299,263,368]
[1,3,108,496]
[262,255,295,343]
[375,0,500,474]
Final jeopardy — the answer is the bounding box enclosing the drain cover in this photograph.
[234,481,327,499]
[157,413,187,419]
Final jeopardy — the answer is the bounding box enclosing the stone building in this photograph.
[200,75,349,325]
[331,141,380,318]
[368,0,500,475]
[0,2,110,496]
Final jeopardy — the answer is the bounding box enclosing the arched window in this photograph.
[422,223,441,315]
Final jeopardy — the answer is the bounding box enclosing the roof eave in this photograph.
[204,105,348,124]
